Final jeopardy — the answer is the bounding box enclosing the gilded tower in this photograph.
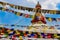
[31,2,46,24]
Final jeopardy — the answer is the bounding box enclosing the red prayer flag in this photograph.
[24,14,30,18]
[47,34,52,38]
[57,18,60,21]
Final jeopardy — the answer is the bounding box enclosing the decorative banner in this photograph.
[0,1,60,14]
[46,17,57,22]
[0,6,60,22]
[0,1,60,40]
[0,27,60,39]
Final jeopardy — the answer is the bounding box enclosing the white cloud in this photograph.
[27,0,38,4]
[27,0,60,10]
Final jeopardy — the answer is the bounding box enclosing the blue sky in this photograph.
[0,0,60,27]
[57,3,60,9]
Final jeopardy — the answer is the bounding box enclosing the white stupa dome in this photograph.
[30,23,47,27]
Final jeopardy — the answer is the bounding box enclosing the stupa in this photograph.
[31,2,47,27]
[31,2,46,24]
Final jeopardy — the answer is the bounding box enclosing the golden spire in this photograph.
[35,1,41,9]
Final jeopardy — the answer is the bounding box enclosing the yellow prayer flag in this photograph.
[32,15,35,19]
[53,10,56,14]
[16,12,20,16]
[48,18,52,22]
[54,34,58,38]
[50,11,53,14]
[19,36,23,40]
[2,8,5,11]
